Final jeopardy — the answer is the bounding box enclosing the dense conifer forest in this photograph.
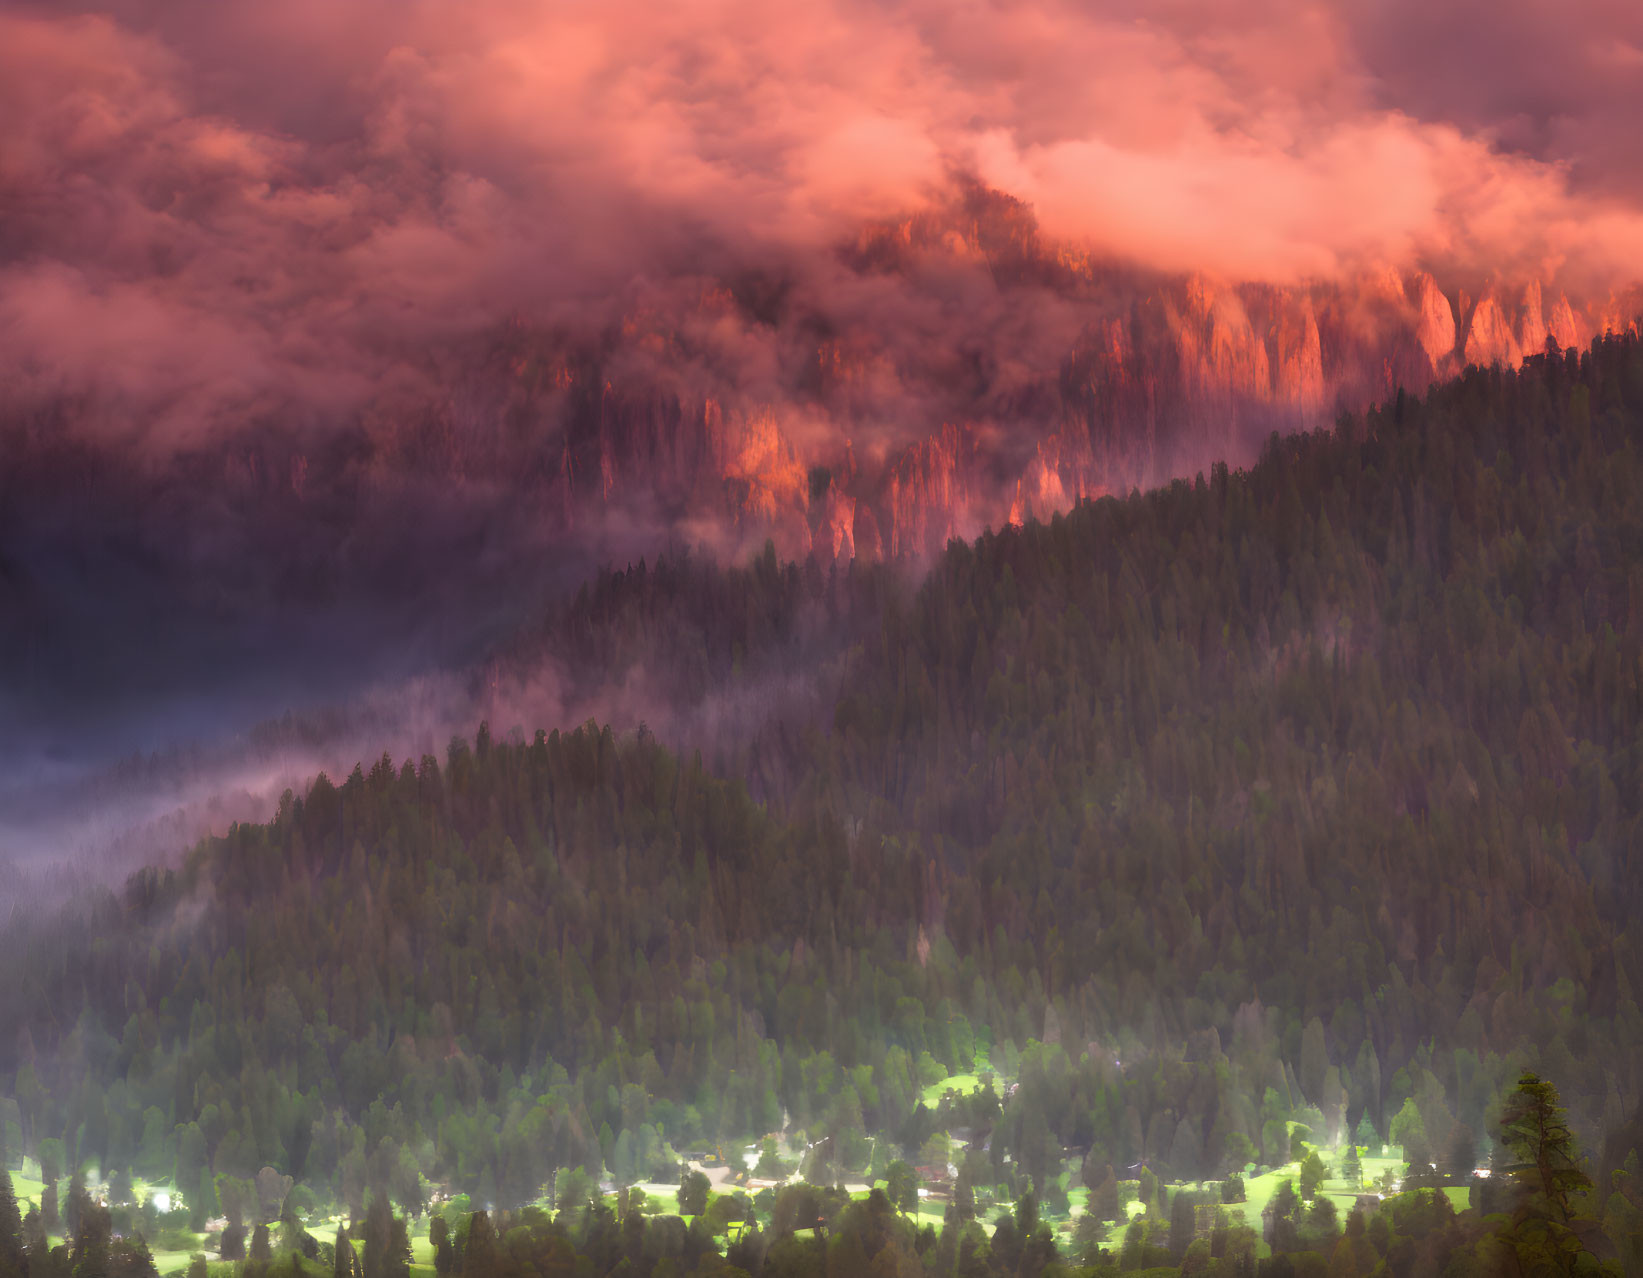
[3,335,1643,1274]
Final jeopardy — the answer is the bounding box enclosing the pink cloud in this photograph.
[4,0,1643,451]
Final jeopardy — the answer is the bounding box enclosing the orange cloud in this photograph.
[3,0,1643,448]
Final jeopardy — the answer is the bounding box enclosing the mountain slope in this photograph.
[1,334,1641,1225]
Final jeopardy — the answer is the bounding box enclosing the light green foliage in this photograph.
[1341,1143,1361,1189]
[677,1168,710,1218]
[1390,1099,1426,1162]
[1496,1073,1591,1224]
[884,1162,916,1218]
[753,1139,786,1181]
[1298,1152,1327,1201]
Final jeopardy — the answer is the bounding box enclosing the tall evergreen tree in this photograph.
[68,1199,110,1278]
[386,1214,411,1278]
[1497,1073,1591,1224]
[360,1198,389,1278]
[429,1217,453,1278]
[0,1170,24,1276]
[459,1213,495,1278]
[40,1181,58,1238]
[189,1169,215,1234]
[62,1176,90,1244]
[1443,1124,1477,1182]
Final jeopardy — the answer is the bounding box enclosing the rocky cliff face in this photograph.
[1413,272,1460,373]
[346,188,1636,565]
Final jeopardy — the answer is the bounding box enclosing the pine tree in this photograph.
[429,1217,453,1277]
[40,1180,58,1237]
[191,1168,216,1232]
[1443,1124,1477,1182]
[1093,1165,1122,1221]
[1138,1167,1159,1216]
[460,1213,496,1278]
[1118,1219,1143,1271]
[1168,1189,1197,1259]
[64,1174,90,1242]
[678,1168,710,1217]
[69,1198,111,1278]
[0,1170,24,1274]
[1014,1188,1039,1242]
[1072,1209,1108,1267]
[1496,1073,1590,1224]
[107,1169,134,1208]
[885,1162,916,1218]
[388,1213,412,1278]
[361,1198,390,1278]
[1341,1142,1362,1189]
[37,1145,60,1239]
[21,1209,43,1258]
[1298,1151,1327,1200]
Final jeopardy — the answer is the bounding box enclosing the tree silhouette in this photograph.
[1497,1073,1590,1224]
[884,1162,917,1218]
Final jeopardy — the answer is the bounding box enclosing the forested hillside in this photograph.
[3,334,1643,1274]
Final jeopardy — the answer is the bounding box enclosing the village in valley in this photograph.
[1,1053,1490,1276]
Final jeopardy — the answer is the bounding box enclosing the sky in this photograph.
[4,0,1643,865]
[5,0,1643,452]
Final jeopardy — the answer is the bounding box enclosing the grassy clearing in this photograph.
[631,1183,684,1215]
[150,1248,203,1276]
[1068,1146,1433,1257]
[855,1179,949,1232]
[918,1050,997,1107]
[1226,1161,1302,1232]
[921,1073,984,1105]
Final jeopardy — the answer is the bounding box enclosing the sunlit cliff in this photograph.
[396,187,1634,563]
